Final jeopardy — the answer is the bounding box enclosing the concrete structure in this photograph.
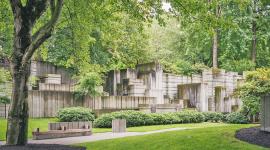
[0,61,244,118]
[32,121,92,140]
[261,95,270,132]
[104,62,243,112]
[112,119,126,133]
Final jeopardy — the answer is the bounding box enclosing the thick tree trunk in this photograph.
[6,67,30,145]
[212,29,218,68]
[251,20,257,64]
[6,7,32,145]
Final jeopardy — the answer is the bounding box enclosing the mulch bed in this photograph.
[0,144,86,150]
[235,126,270,148]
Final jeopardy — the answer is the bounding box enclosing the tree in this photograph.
[169,0,247,68]
[6,0,63,145]
[249,0,269,64]
[4,0,165,145]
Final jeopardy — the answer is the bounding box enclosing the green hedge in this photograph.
[94,110,205,128]
[202,112,225,122]
[225,112,249,124]
[57,107,95,122]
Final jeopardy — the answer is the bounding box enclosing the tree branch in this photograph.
[9,0,22,15]
[50,0,56,15]
[25,0,50,25]
[21,0,63,66]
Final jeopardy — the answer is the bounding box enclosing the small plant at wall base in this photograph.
[57,107,95,122]
[235,68,270,116]
[29,76,40,89]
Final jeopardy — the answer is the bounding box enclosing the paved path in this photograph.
[28,128,187,145]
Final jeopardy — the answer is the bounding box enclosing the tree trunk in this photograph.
[212,3,221,68]
[6,8,32,145]
[251,20,257,64]
[212,29,218,68]
[6,68,30,145]
[251,0,258,64]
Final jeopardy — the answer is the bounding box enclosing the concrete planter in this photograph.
[32,121,92,140]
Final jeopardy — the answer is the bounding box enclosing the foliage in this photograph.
[225,112,249,124]
[202,112,225,122]
[0,96,10,104]
[75,70,104,97]
[220,59,255,74]
[0,68,11,84]
[29,76,40,87]
[94,110,206,128]
[57,107,95,122]
[235,68,270,115]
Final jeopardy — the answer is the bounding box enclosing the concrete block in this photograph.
[112,119,126,133]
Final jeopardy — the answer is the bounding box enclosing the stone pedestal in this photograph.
[261,95,270,132]
[112,119,126,133]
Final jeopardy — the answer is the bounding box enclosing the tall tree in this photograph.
[250,0,269,64]
[7,0,63,145]
[170,0,241,68]
[3,0,165,145]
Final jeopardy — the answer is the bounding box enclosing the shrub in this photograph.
[202,112,224,122]
[175,110,205,123]
[225,112,249,124]
[57,107,95,122]
[94,110,205,128]
[235,68,270,116]
[94,110,149,128]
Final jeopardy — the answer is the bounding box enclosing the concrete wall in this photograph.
[0,91,156,118]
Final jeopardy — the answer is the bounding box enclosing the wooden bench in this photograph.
[32,121,92,140]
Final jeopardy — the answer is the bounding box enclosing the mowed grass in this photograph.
[1,118,230,141]
[0,118,57,141]
[79,124,266,150]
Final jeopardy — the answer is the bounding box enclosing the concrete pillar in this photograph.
[200,83,208,112]
[261,95,270,132]
[112,119,126,133]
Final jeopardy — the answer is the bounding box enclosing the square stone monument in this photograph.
[112,119,126,133]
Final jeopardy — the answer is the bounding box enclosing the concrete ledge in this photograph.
[32,129,92,140]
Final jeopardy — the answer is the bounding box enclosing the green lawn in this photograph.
[0,118,57,141]
[79,124,266,150]
[1,118,265,150]
[0,118,229,141]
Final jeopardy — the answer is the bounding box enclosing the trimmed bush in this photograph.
[202,112,225,122]
[57,107,95,122]
[94,110,205,128]
[225,112,249,124]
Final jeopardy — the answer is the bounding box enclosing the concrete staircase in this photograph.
[126,79,146,96]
